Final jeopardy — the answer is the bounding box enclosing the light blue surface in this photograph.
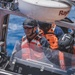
[6,15,25,56]
[6,6,75,56]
